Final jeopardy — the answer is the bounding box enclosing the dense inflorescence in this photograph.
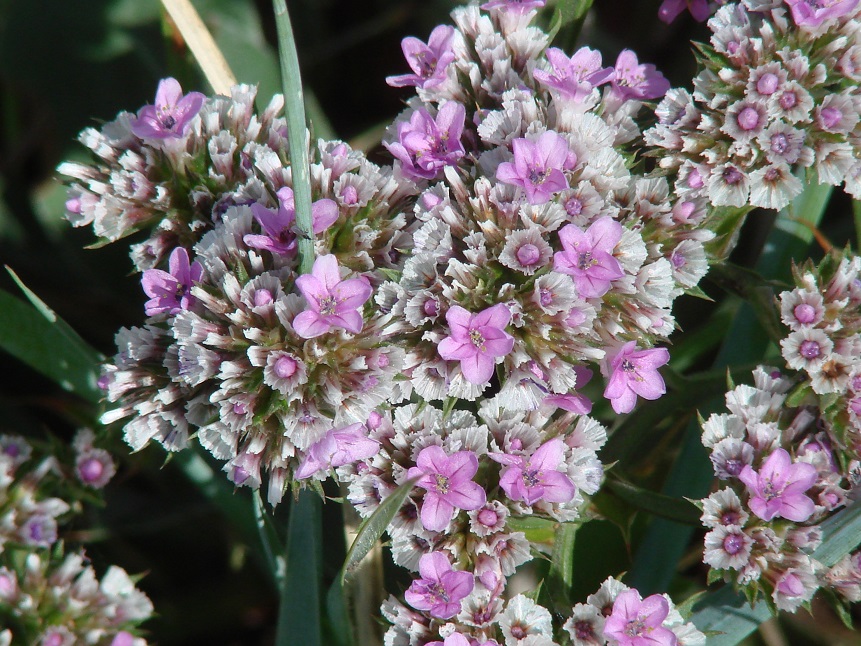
[647,0,861,210]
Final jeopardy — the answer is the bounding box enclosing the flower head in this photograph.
[437,304,515,385]
[737,448,817,522]
[131,77,204,140]
[496,132,575,204]
[603,589,678,646]
[387,25,456,89]
[603,342,670,414]
[404,552,474,619]
[490,438,576,506]
[141,247,203,316]
[293,255,373,338]
[406,445,486,531]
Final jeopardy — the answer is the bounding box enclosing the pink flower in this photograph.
[406,446,487,531]
[534,47,615,102]
[489,438,576,506]
[437,304,515,385]
[293,255,373,338]
[610,50,670,102]
[657,0,711,23]
[737,448,817,522]
[131,77,204,140]
[603,589,678,646]
[481,0,546,13]
[553,217,624,299]
[405,552,474,619]
[295,423,380,480]
[384,102,466,181]
[603,342,670,414]
[243,187,338,255]
[784,0,859,26]
[496,132,575,205]
[141,247,203,316]
[387,25,456,89]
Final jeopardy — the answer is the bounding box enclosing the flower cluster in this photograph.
[382,574,705,646]
[647,0,861,210]
[378,1,711,413]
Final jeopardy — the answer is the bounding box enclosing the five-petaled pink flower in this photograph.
[293,255,373,338]
[657,0,711,23]
[489,438,576,506]
[387,25,456,89]
[553,217,625,299]
[131,77,205,140]
[437,304,515,385]
[737,448,817,522]
[404,552,474,619]
[496,131,576,205]
[295,423,380,480]
[407,446,486,531]
[609,50,671,102]
[784,0,859,26]
[141,247,203,316]
[603,342,670,414]
[243,187,339,256]
[534,47,615,102]
[603,588,678,646]
[384,102,466,181]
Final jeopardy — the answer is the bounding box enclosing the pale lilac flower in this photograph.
[405,551,474,619]
[490,438,576,506]
[610,50,670,102]
[131,77,204,139]
[437,304,514,385]
[387,25,456,89]
[603,342,670,414]
[496,132,575,204]
[243,187,339,255]
[737,448,817,522]
[603,589,678,646]
[141,247,202,316]
[784,0,860,26]
[534,47,615,102]
[293,254,373,338]
[385,102,466,180]
[553,217,624,299]
[295,423,380,479]
[75,448,116,489]
[658,0,710,23]
[481,0,546,13]
[406,445,486,531]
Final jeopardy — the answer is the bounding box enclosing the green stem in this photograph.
[272,0,315,275]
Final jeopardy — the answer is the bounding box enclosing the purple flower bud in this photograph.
[274,356,298,379]
[794,303,817,324]
[737,107,761,131]
[756,73,780,95]
[800,340,821,359]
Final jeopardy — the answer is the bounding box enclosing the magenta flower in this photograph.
[657,0,710,23]
[534,47,615,102]
[293,255,373,338]
[295,423,380,480]
[481,0,546,12]
[553,217,624,299]
[428,634,471,646]
[131,77,205,140]
[141,247,203,316]
[406,445,486,531]
[737,448,817,522]
[610,50,671,102]
[404,552,474,619]
[437,304,515,385]
[603,589,678,646]
[384,102,466,181]
[490,438,576,506]
[496,132,575,205]
[784,0,859,26]
[387,25,456,89]
[603,342,670,414]
[244,187,339,255]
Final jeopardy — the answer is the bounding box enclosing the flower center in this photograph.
[522,468,541,488]
[624,618,647,637]
[319,295,338,316]
[723,532,746,555]
[771,133,789,154]
[799,340,821,360]
[434,473,451,494]
[577,251,596,270]
[516,243,541,266]
[428,582,450,603]
[470,328,486,349]
[528,167,549,185]
[574,620,595,639]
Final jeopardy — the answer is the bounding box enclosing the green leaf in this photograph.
[702,206,752,263]
[603,476,701,526]
[507,516,561,545]
[253,490,285,585]
[0,273,103,404]
[547,523,577,612]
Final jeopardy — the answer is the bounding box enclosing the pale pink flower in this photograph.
[131,77,204,139]
[496,132,575,205]
[243,187,338,255]
[534,47,615,102]
[293,255,373,338]
[481,0,546,13]
[603,342,670,414]
[610,50,670,102]
[737,448,817,522]
[658,0,710,24]
[405,552,474,619]
[437,304,515,385]
[490,438,576,506]
[295,423,380,480]
[553,217,624,299]
[141,247,202,316]
[603,589,678,646]
[387,25,456,89]
[784,0,860,26]
[384,102,466,181]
